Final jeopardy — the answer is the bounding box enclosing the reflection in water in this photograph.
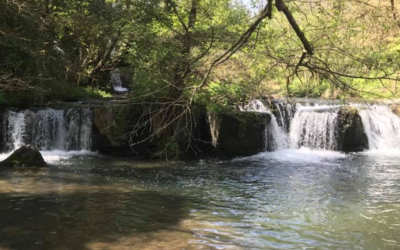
[0,151,400,249]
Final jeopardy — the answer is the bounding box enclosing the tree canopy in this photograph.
[2,0,400,154]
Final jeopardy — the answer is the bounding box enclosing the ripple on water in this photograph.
[0,150,399,249]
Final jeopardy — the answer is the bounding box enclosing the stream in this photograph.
[0,149,399,250]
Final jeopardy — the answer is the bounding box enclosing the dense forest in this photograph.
[1,0,400,155]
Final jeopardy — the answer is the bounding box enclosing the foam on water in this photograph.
[41,150,98,163]
[234,148,345,165]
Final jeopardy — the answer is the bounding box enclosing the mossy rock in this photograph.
[210,111,271,156]
[228,111,268,126]
[93,105,130,148]
[0,145,46,168]
[337,107,368,152]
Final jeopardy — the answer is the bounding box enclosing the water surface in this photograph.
[0,150,399,250]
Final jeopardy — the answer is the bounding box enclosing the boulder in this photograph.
[337,107,369,152]
[209,111,271,156]
[93,106,130,149]
[391,104,400,117]
[0,145,46,167]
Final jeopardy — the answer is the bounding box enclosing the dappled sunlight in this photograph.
[0,171,142,195]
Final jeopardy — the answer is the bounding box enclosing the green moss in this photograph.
[339,106,358,131]
[0,80,112,108]
[228,111,269,126]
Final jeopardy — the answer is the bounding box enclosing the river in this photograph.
[0,149,399,250]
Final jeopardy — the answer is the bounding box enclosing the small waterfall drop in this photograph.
[6,112,26,150]
[239,99,400,153]
[1,108,93,152]
[289,105,339,150]
[272,101,295,133]
[359,105,400,150]
[110,69,129,92]
[239,100,288,150]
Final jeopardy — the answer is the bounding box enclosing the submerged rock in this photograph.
[209,111,271,156]
[0,145,46,167]
[337,107,369,152]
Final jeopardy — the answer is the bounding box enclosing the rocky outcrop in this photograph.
[0,145,46,167]
[337,107,369,152]
[93,106,129,149]
[209,111,271,156]
[92,105,160,155]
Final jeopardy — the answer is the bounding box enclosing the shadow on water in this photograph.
[0,167,195,250]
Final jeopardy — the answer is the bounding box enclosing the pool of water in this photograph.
[0,149,400,250]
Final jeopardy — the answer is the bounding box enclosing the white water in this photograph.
[110,69,129,92]
[1,108,93,152]
[289,104,339,150]
[240,100,341,151]
[234,148,345,165]
[240,100,400,154]
[359,105,400,151]
[273,101,294,133]
[6,112,26,150]
[240,100,288,150]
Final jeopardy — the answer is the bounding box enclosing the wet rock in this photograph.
[209,111,271,156]
[93,106,130,149]
[337,107,369,152]
[0,145,46,167]
[391,104,400,117]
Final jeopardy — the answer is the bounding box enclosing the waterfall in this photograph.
[6,112,26,150]
[359,105,400,150]
[237,99,400,153]
[265,115,289,150]
[272,101,295,133]
[239,100,288,150]
[289,105,339,150]
[240,101,342,151]
[1,108,93,152]
[110,69,129,92]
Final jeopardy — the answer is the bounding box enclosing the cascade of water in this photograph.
[110,69,129,92]
[240,100,400,153]
[239,100,288,150]
[359,105,400,150]
[289,105,339,150]
[1,108,93,152]
[3,111,26,150]
[265,115,289,150]
[239,99,269,112]
[273,101,295,133]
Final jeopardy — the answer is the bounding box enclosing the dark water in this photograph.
[0,149,400,250]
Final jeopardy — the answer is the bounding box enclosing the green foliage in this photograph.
[2,0,400,109]
[0,80,108,107]
[156,136,181,160]
[0,92,7,105]
[288,78,330,98]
